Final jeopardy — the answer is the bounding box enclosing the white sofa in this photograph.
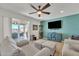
[0,37,51,56]
[0,37,20,56]
[62,39,79,56]
[21,44,51,56]
[34,39,57,55]
[42,41,57,55]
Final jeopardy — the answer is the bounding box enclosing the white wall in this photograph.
[3,17,11,39]
[0,16,11,43]
[30,19,40,40]
[0,8,40,42]
[0,16,3,43]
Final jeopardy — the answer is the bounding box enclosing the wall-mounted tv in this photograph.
[48,20,62,29]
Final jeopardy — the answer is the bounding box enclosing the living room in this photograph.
[0,2,79,56]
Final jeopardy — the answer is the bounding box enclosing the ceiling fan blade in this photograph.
[38,5,41,9]
[42,11,50,15]
[31,4,38,11]
[29,12,37,14]
[41,3,51,10]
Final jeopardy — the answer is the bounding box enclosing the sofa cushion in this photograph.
[42,41,56,50]
[34,39,47,44]
[21,44,40,56]
[34,39,47,49]
[34,47,50,56]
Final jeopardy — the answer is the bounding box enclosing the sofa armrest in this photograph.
[62,41,79,56]
[12,47,25,56]
[62,47,79,56]
[34,47,51,56]
[10,43,25,56]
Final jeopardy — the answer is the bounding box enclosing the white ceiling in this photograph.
[0,3,79,21]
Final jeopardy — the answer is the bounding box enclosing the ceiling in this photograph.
[0,3,79,21]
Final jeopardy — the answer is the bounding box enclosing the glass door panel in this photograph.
[12,24,19,39]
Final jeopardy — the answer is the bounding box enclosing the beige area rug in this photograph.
[54,42,64,56]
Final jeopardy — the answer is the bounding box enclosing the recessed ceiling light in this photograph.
[60,10,64,13]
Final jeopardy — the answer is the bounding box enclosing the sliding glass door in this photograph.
[12,23,19,39]
[12,23,29,40]
[19,24,25,39]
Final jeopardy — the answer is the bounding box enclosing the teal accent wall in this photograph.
[42,14,79,40]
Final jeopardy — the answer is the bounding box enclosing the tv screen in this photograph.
[48,20,61,29]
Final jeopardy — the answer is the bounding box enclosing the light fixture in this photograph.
[29,3,51,17]
[37,11,42,15]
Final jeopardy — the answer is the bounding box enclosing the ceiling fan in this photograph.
[29,3,51,17]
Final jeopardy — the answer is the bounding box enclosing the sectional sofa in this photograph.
[34,39,57,55]
[0,37,51,56]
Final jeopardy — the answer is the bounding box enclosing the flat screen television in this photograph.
[48,20,62,29]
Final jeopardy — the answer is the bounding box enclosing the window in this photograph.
[12,24,19,39]
[12,23,26,39]
[19,24,25,39]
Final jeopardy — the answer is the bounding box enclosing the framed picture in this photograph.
[33,25,38,30]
